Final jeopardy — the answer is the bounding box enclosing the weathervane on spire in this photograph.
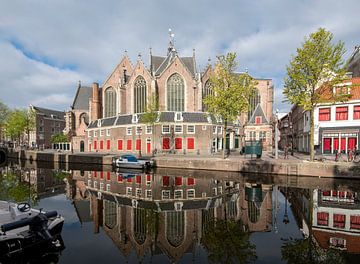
[168,28,175,54]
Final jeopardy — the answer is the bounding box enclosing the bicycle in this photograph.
[335,150,346,162]
[348,149,360,163]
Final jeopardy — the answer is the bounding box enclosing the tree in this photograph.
[202,218,257,264]
[0,100,10,141]
[283,28,347,161]
[5,109,27,143]
[24,107,36,145]
[51,133,69,144]
[141,94,159,156]
[204,52,257,159]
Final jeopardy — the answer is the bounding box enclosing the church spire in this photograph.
[167,28,176,55]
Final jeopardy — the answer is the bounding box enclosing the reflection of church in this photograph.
[68,170,273,262]
[65,32,274,153]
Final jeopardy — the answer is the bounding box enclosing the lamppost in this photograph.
[138,127,142,157]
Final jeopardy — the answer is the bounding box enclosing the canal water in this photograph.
[1,160,360,263]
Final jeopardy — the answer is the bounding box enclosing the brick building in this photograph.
[66,34,273,155]
[29,105,65,149]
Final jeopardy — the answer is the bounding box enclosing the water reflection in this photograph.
[1,160,360,263]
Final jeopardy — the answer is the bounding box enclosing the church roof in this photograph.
[248,104,269,124]
[31,106,65,120]
[72,85,92,110]
[151,54,196,77]
[348,46,360,77]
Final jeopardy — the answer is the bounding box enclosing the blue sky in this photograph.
[0,0,359,112]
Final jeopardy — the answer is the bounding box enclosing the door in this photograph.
[323,138,331,153]
[348,137,357,151]
[333,138,339,153]
[146,139,151,154]
[80,141,84,152]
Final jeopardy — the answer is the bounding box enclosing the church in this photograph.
[66,33,274,155]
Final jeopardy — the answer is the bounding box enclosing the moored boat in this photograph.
[112,154,154,169]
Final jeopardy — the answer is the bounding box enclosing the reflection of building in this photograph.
[71,171,273,262]
[313,189,360,253]
[29,105,65,149]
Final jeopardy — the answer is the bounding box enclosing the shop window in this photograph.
[336,106,348,120]
[187,138,195,149]
[117,139,123,150]
[319,108,331,121]
[162,138,170,150]
[354,105,360,119]
[317,212,329,226]
[175,138,182,149]
[127,140,132,150]
[333,214,345,228]
[350,215,360,230]
[323,138,331,153]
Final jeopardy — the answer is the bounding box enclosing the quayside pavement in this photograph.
[7,148,360,179]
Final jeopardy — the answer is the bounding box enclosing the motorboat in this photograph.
[0,201,64,258]
[112,154,154,169]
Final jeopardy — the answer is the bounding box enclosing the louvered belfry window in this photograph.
[167,73,184,111]
[105,87,116,117]
[134,76,147,113]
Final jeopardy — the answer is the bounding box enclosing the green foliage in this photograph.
[0,100,10,125]
[0,171,36,204]
[5,109,27,140]
[281,237,345,264]
[51,133,69,143]
[283,28,347,110]
[204,52,256,158]
[141,94,159,125]
[202,218,257,264]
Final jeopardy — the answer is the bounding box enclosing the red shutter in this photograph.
[146,174,151,182]
[175,138,182,149]
[106,172,111,181]
[187,138,195,150]
[333,138,339,151]
[341,138,346,151]
[348,137,357,150]
[175,177,182,186]
[106,140,111,150]
[127,140,132,150]
[127,177,132,182]
[117,174,123,182]
[93,171,97,178]
[136,139,141,150]
[162,138,170,150]
[94,140,97,150]
[323,138,331,151]
[100,140,104,150]
[162,176,170,186]
[354,106,360,119]
[136,175,141,184]
[117,140,123,150]
[187,177,195,186]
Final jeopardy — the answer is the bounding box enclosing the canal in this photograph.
[1,160,359,263]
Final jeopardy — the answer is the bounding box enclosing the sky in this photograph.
[0,0,359,113]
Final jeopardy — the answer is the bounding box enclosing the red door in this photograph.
[147,142,151,154]
[323,138,331,153]
[348,137,357,150]
[162,138,170,150]
[341,138,346,152]
[333,138,339,152]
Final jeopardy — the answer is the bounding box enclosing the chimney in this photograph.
[91,82,100,121]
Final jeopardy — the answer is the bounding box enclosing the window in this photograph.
[202,80,214,111]
[94,181,98,189]
[333,214,345,228]
[94,130,97,137]
[126,127,132,135]
[218,126,222,134]
[100,130,104,137]
[100,140,104,150]
[136,188,142,197]
[248,89,260,120]
[317,212,329,226]
[88,131,92,138]
[187,177,195,186]
[217,186,223,195]
[213,126,217,134]
[175,112,183,121]
[134,76,147,113]
[127,187,132,196]
[175,177,182,186]
[127,140,132,150]
[329,237,346,250]
[162,125,170,134]
[162,176,170,186]
[106,184,110,192]
[162,190,171,200]
[259,131,266,140]
[117,174,123,182]
[336,106,348,120]
[146,190,152,198]
[167,73,184,111]
[175,125,183,134]
[106,129,110,136]
[106,140,111,150]
[187,138,195,150]
[350,215,360,230]
[354,106,360,119]
[93,140,97,150]
[87,180,91,186]
[175,138,182,149]
[146,174,151,185]
[136,126,142,135]
[319,108,331,121]
[105,87,116,117]
[39,126,43,132]
[187,189,195,198]
[162,138,170,149]
[255,116,262,124]
[202,125,207,131]
[146,125,152,134]
[174,190,183,199]
[117,139,123,150]
[100,182,104,191]
[136,139,141,150]
[187,125,195,134]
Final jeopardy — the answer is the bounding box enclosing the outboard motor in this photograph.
[29,213,53,241]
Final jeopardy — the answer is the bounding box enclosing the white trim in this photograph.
[174,124,183,134]
[187,125,195,134]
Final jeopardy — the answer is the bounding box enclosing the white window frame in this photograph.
[146,189,152,198]
[106,129,110,136]
[126,187,132,196]
[162,125,170,134]
[174,125,183,134]
[94,130,98,137]
[126,127,132,135]
[174,190,183,199]
[132,114,138,124]
[174,112,183,121]
[218,126,222,134]
[187,189,195,198]
[136,126,142,135]
[213,126,217,134]
[106,184,110,192]
[146,125,152,134]
[87,180,92,186]
[202,125,207,131]
[187,125,195,134]
[100,182,104,191]
[217,186,223,195]
[162,190,171,200]
[100,129,104,137]
[213,187,217,196]
[88,131,92,138]
[136,188,142,197]
[94,181,98,189]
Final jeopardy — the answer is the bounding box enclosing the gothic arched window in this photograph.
[134,76,147,113]
[166,211,184,247]
[104,87,116,118]
[248,89,260,120]
[133,208,147,245]
[104,200,117,229]
[167,73,185,112]
[202,80,214,111]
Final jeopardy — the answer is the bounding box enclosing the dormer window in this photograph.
[132,114,138,124]
[174,112,183,122]
[97,120,101,127]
